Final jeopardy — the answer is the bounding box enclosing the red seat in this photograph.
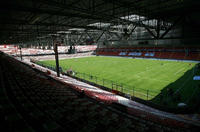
[97,47,200,61]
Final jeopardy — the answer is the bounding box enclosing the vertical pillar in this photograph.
[53,39,60,77]
[156,19,161,39]
[156,19,160,46]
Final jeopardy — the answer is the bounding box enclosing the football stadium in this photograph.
[0,0,200,131]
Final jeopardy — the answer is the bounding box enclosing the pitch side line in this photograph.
[174,67,186,75]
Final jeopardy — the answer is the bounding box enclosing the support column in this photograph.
[156,19,161,39]
[156,19,161,45]
[53,37,60,77]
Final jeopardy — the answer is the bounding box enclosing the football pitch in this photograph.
[37,56,200,107]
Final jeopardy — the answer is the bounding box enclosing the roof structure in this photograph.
[0,0,199,44]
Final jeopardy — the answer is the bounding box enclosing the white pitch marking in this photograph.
[174,67,186,75]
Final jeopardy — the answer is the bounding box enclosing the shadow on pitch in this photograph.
[149,64,200,113]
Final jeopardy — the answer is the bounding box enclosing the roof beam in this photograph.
[160,16,183,39]
[0,3,109,21]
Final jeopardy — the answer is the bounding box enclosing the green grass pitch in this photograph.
[38,56,200,107]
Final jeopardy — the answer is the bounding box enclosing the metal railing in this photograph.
[73,71,158,100]
[31,60,200,113]
[34,61,159,101]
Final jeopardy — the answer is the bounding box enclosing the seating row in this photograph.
[96,47,200,60]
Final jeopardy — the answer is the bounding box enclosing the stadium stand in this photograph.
[27,52,94,61]
[96,47,200,61]
[0,45,97,56]
[0,45,18,55]
[1,0,200,131]
[0,53,199,131]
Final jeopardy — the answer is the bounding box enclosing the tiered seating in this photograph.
[185,53,200,60]
[0,45,97,56]
[97,47,200,61]
[171,52,185,59]
[0,45,18,55]
[159,52,173,59]
[0,53,198,131]
[0,56,35,132]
